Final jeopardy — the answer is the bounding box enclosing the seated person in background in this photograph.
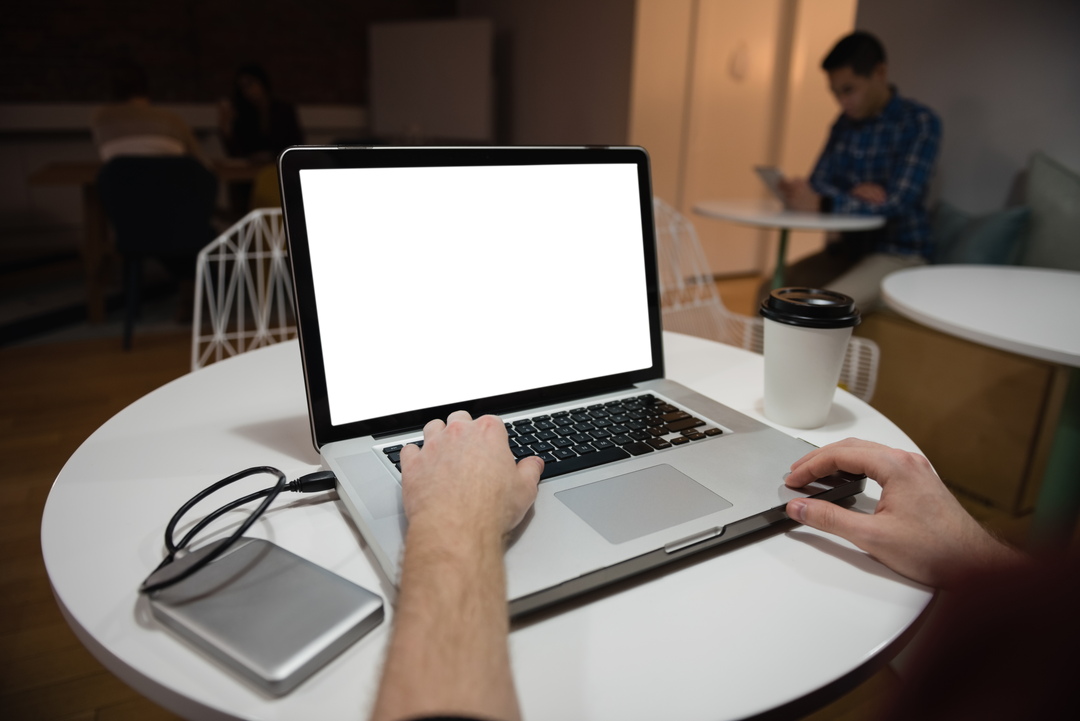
[218,62,303,162]
[90,60,210,167]
[369,412,1071,721]
[773,31,941,311]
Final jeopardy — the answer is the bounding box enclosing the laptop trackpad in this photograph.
[555,464,732,545]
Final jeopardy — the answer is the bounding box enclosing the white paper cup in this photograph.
[760,288,861,429]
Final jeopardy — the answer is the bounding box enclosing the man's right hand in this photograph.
[784,439,1023,588]
[778,177,821,212]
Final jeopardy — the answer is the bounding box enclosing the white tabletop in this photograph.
[693,199,885,232]
[42,334,931,721]
[883,265,1080,367]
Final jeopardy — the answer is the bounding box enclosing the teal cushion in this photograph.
[1019,152,1080,272]
[932,201,1030,265]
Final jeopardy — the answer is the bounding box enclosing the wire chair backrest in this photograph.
[654,198,763,351]
[191,209,297,370]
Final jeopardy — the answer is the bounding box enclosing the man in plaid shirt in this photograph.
[778,32,941,310]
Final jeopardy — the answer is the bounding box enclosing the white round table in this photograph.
[883,265,1080,545]
[42,333,932,721]
[693,200,885,290]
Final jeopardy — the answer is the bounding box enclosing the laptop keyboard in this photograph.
[379,394,726,482]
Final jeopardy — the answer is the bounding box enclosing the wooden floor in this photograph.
[0,275,1006,720]
[1,331,191,720]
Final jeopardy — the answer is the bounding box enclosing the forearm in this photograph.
[371,518,519,721]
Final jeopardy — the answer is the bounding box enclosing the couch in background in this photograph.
[856,152,1079,515]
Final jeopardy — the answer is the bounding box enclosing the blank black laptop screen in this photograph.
[298,162,653,427]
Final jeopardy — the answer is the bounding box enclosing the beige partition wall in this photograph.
[629,0,857,277]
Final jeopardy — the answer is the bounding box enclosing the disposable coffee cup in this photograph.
[759,288,861,429]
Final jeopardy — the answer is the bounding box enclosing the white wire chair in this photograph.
[653,197,880,403]
[191,208,297,370]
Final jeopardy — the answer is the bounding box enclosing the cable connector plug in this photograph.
[286,470,337,493]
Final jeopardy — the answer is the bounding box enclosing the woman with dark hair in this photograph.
[218,63,304,161]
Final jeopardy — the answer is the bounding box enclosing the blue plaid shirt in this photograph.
[810,89,941,257]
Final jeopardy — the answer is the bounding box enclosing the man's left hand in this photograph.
[400,411,543,538]
[851,182,887,205]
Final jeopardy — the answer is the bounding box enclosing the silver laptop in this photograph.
[278,146,864,617]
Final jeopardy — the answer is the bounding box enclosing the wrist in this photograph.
[406,510,506,560]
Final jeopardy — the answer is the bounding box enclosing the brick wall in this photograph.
[1,0,456,104]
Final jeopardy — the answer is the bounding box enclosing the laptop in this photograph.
[278,146,864,617]
[754,165,786,203]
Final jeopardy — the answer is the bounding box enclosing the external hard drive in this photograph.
[148,537,383,696]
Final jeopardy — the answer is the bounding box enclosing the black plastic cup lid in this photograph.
[759,287,861,329]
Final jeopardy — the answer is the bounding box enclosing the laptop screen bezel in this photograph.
[279,146,664,448]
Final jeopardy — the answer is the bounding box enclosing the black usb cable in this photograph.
[140,468,337,594]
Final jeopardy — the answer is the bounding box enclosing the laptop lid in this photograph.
[279,146,664,450]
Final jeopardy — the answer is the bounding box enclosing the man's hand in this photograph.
[216,98,234,138]
[372,412,542,721]
[784,439,1022,588]
[400,410,543,537]
[851,182,887,205]
[779,177,821,212]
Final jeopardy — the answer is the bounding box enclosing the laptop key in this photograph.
[552,437,573,448]
[572,444,596,454]
[536,430,557,441]
[611,434,632,445]
[628,430,649,441]
[685,432,707,441]
[517,434,539,445]
[555,427,577,437]
[540,446,630,481]
[534,420,556,430]
[592,439,616,450]
[661,410,690,423]
[666,418,705,433]
[670,437,690,446]
[704,428,724,436]
[512,446,535,458]
[623,441,655,456]
[572,422,595,432]
[538,452,557,463]
[553,448,577,460]
[647,427,666,437]
[382,444,403,454]
[388,452,401,463]
[532,441,554,453]
[646,438,672,450]
[571,433,591,444]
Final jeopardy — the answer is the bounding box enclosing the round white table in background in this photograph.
[42,333,932,721]
[883,265,1080,545]
[693,199,885,290]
